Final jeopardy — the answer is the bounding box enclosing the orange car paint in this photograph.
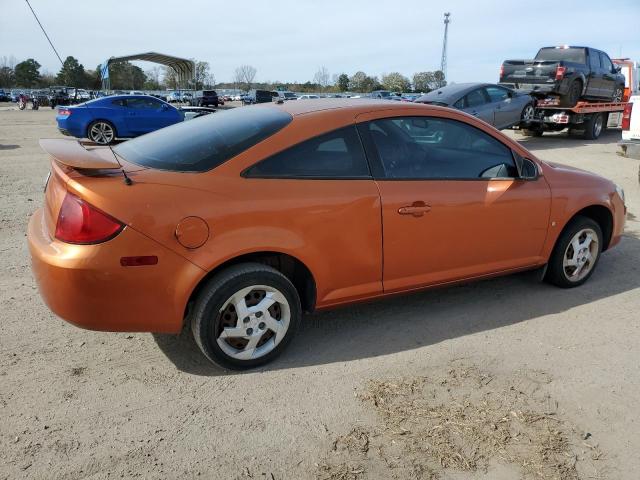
[28,100,626,333]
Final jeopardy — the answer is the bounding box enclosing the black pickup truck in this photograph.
[499,46,625,107]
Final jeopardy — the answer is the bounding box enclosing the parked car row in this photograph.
[56,95,216,144]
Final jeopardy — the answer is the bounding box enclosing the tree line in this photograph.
[219,66,446,93]
[1,56,446,94]
[0,55,215,90]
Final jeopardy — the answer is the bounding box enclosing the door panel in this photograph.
[357,113,552,293]
[377,179,551,292]
[485,86,518,128]
[599,52,616,99]
[586,49,602,97]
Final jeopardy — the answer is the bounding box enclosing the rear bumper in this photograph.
[28,208,205,333]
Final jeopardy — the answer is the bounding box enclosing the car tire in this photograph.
[559,80,582,107]
[191,263,302,370]
[522,127,543,137]
[612,87,623,103]
[545,216,603,288]
[520,103,535,124]
[87,120,117,145]
[582,112,604,140]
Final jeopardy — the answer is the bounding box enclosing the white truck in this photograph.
[619,95,640,161]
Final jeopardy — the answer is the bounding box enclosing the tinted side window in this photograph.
[589,50,601,70]
[245,126,370,178]
[465,89,488,108]
[111,99,126,107]
[599,52,613,72]
[485,86,509,102]
[366,116,517,180]
[127,97,162,109]
[453,98,465,109]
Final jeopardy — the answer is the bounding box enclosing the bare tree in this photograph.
[163,66,178,90]
[313,66,330,91]
[235,65,257,91]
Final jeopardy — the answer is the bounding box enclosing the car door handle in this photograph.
[398,201,431,217]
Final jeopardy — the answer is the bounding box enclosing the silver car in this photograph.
[415,83,535,130]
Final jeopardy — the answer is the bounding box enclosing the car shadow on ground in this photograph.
[514,129,622,150]
[0,144,20,150]
[153,233,640,376]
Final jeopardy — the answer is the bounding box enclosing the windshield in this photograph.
[114,106,292,172]
[535,47,586,63]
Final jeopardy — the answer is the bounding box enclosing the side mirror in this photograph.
[161,103,169,110]
[615,65,622,73]
[513,152,539,179]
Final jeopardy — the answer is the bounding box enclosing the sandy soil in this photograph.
[1,106,639,480]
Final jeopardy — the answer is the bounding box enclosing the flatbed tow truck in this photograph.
[518,95,628,140]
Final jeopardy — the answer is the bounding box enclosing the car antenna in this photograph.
[84,89,132,186]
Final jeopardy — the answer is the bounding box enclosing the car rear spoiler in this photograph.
[39,139,121,170]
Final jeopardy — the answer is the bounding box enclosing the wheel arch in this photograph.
[561,204,614,252]
[184,251,317,323]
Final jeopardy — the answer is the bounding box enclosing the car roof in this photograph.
[255,98,435,117]
[417,83,493,103]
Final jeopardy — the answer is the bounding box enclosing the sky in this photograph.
[2,0,639,86]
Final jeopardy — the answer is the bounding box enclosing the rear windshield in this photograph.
[203,90,216,96]
[535,47,586,63]
[113,106,292,172]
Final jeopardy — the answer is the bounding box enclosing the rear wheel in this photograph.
[582,113,604,140]
[560,80,582,107]
[191,263,302,370]
[545,216,602,288]
[522,127,543,137]
[87,120,116,145]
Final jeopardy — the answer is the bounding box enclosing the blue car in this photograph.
[56,95,183,144]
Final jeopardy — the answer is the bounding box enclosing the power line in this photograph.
[24,0,64,65]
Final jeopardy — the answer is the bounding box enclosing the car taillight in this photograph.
[55,192,124,244]
[622,102,633,131]
[499,64,504,78]
[555,66,566,81]
[58,108,72,116]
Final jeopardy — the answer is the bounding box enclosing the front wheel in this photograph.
[87,120,116,145]
[612,87,623,103]
[520,103,535,123]
[545,216,603,288]
[191,263,302,370]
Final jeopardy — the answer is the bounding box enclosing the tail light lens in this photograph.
[555,66,566,81]
[499,64,504,78]
[55,192,124,244]
[58,108,72,116]
[622,102,633,131]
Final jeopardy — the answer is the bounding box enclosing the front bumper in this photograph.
[28,208,205,333]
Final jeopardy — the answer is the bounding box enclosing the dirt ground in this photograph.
[1,106,639,480]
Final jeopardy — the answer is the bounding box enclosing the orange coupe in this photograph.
[28,99,626,369]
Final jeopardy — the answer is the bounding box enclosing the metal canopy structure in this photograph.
[100,52,195,90]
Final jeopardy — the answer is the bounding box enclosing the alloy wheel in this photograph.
[563,228,599,282]
[215,285,291,361]
[521,104,535,122]
[89,122,114,144]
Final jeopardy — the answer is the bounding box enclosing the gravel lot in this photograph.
[1,106,639,480]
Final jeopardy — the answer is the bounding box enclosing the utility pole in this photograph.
[440,12,451,87]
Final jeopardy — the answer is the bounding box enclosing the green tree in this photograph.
[194,61,210,89]
[412,71,447,92]
[14,58,41,87]
[109,62,146,90]
[381,72,411,92]
[56,56,87,87]
[337,73,349,92]
[350,71,379,92]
